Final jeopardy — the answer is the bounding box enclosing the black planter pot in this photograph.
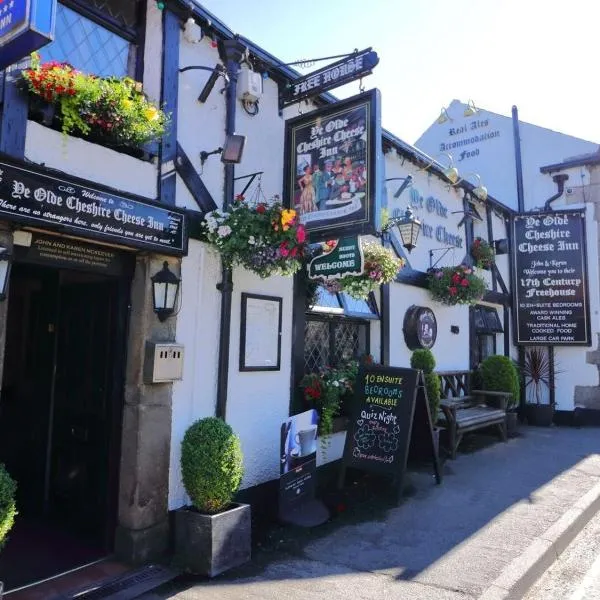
[175,503,251,577]
[506,410,519,436]
[525,404,555,427]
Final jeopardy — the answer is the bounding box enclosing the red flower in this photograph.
[256,203,266,214]
[296,226,306,243]
[449,286,458,296]
[235,194,245,202]
[460,279,469,287]
[451,273,461,284]
[279,241,290,257]
[289,246,298,258]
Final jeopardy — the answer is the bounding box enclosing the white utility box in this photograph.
[238,68,263,103]
[145,342,184,383]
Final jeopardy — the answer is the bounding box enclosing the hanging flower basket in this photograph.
[200,196,307,278]
[315,241,405,300]
[470,237,495,269]
[427,264,486,306]
[21,53,168,148]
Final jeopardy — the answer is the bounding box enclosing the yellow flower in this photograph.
[281,209,296,227]
[122,98,133,109]
[144,106,160,121]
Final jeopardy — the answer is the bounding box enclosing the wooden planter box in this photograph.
[174,503,251,577]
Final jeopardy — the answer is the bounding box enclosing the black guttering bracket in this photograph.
[175,142,217,213]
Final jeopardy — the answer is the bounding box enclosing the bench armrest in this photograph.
[441,396,475,409]
[471,390,511,411]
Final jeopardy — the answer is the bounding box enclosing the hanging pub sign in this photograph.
[0,154,187,255]
[307,236,364,280]
[512,210,590,345]
[280,48,379,108]
[0,0,56,71]
[283,89,382,241]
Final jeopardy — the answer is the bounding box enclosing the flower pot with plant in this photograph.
[175,417,249,577]
[427,264,486,306]
[479,354,520,434]
[523,347,555,427]
[410,348,441,457]
[0,464,17,597]
[470,237,495,269]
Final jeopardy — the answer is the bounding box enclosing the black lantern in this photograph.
[395,207,421,253]
[0,248,11,301]
[151,261,180,322]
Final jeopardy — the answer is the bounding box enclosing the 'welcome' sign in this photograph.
[0,0,56,70]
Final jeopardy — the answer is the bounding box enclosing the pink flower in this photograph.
[296,226,306,243]
[449,286,458,296]
[279,242,290,257]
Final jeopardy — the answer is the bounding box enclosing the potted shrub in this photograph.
[470,237,495,269]
[0,464,17,597]
[410,348,441,456]
[175,417,250,577]
[479,355,520,434]
[522,347,555,426]
[427,264,486,306]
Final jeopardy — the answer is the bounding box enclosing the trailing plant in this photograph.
[21,53,167,146]
[410,348,441,425]
[0,463,16,550]
[427,264,486,306]
[299,360,359,439]
[181,417,244,514]
[522,347,553,405]
[479,354,520,409]
[471,237,495,268]
[200,196,307,278]
[319,241,405,300]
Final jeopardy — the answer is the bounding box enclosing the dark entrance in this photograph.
[0,256,131,589]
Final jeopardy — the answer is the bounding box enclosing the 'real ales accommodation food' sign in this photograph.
[512,210,590,345]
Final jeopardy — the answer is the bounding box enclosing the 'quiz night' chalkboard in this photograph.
[342,365,419,476]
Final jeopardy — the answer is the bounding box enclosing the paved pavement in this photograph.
[524,509,600,600]
[142,426,600,600]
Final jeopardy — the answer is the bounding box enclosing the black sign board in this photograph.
[512,210,591,345]
[0,154,186,255]
[13,233,129,277]
[340,365,441,493]
[283,89,382,241]
[281,48,379,108]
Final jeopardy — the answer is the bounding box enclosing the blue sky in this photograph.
[198,0,600,146]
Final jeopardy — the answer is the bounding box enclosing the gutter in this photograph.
[543,174,569,211]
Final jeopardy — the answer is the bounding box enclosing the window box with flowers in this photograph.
[20,53,168,159]
[199,196,307,278]
[313,241,405,301]
[427,264,486,306]
[470,237,495,269]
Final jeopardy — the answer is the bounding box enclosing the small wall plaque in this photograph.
[403,305,437,350]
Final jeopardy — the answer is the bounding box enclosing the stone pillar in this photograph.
[115,254,180,564]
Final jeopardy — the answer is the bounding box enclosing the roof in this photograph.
[540,151,600,173]
[173,1,512,215]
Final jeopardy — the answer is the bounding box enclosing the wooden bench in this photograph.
[436,370,511,459]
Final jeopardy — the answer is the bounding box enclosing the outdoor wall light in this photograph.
[384,207,421,254]
[385,175,413,199]
[0,248,11,301]
[200,133,246,167]
[464,99,479,117]
[178,63,228,103]
[182,17,203,44]
[417,152,459,184]
[494,238,510,255]
[452,172,488,202]
[437,107,452,124]
[151,262,181,322]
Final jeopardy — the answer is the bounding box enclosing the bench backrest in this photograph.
[436,370,471,400]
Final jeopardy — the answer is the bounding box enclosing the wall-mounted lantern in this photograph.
[394,207,422,253]
[0,248,11,301]
[151,261,181,322]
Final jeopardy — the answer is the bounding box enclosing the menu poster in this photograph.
[513,210,591,345]
[340,365,441,490]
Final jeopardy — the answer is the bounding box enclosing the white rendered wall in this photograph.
[415,100,598,211]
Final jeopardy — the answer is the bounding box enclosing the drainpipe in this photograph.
[215,37,246,421]
[512,106,525,213]
[544,174,569,211]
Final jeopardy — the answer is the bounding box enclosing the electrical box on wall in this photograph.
[144,342,184,383]
[238,68,263,103]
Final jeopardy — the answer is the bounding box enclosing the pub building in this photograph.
[0,0,512,592]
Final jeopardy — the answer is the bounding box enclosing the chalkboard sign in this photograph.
[340,365,441,490]
[513,210,591,345]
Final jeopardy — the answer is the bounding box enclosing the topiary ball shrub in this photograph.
[479,355,520,409]
[181,417,244,514]
[0,464,16,549]
[410,348,440,425]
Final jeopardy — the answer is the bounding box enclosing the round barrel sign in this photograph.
[403,305,437,350]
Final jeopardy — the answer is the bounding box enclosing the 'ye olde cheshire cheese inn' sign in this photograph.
[0,156,186,255]
[513,211,590,345]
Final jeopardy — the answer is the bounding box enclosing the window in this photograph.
[471,305,503,367]
[39,2,138,78]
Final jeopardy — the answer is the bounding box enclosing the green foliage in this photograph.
[523,347,552,405]
[410,349,440,425]
[0,464,16,550]
[181,418,244,514]
[470,237,495,268]
[427,264,486,306]
[479,354,520,408]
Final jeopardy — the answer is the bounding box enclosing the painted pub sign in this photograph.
[283,89,382,241]
[512,210,591,345]
[0,0,56,70]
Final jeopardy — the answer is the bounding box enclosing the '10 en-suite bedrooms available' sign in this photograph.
[512,210,591,345]
[283,89,382,241]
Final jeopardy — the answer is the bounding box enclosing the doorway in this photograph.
[0,261,130,589]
